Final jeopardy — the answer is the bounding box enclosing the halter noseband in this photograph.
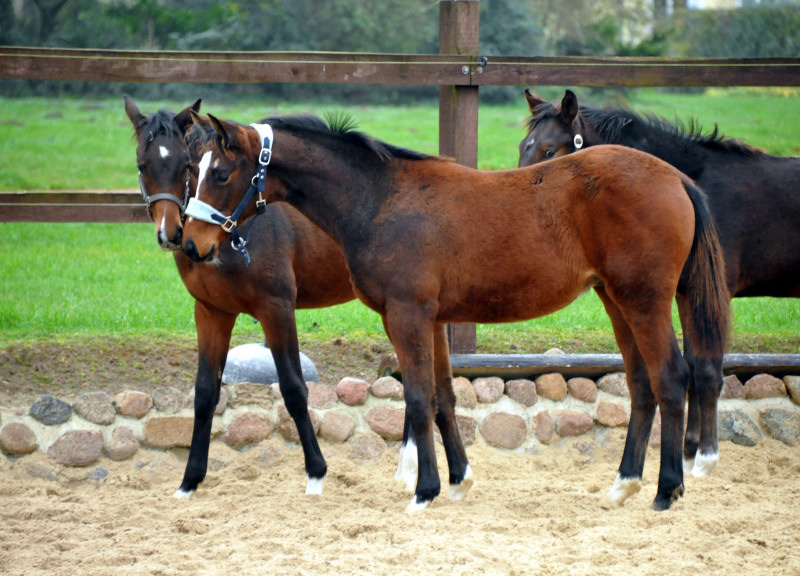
[138,171,190,220]
[184,123,272,267]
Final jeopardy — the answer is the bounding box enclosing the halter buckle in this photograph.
[259,148,272,166]
[221,218,237,233]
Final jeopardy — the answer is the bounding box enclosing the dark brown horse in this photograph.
[124,97,355,498]
[519,89,800,477]
[182,113,730,512]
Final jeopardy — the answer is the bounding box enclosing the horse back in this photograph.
[359,146,695,323]
[697,154,800,297]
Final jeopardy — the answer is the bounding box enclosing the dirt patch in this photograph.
[1,330,797,407]
[0,334,393,407]
[0,437,798,575]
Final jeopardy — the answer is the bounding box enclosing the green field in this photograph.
[1,88,799,354]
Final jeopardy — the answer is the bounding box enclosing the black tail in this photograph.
[680,180,731,358]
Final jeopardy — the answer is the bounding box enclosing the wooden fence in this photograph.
[2,0,800,353]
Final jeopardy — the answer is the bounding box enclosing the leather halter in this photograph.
[184,124,272,267]
[138,172,190,220]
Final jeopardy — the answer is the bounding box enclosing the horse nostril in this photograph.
[183,238,199,260]
[175,226,183,245]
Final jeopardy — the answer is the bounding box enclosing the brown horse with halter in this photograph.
[182,113,730,512]
[124,97,355,498]
[519,88,800,478]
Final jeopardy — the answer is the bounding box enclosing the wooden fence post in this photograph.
[439,0,480,354]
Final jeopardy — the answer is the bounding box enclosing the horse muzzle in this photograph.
[182,237,216,263]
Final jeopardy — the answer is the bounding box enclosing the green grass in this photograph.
[1,89,799,354]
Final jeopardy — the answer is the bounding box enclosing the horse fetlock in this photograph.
[601,473,642,509]
[448,465,474,501]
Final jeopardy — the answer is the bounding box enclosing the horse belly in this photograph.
[438,268,597,325]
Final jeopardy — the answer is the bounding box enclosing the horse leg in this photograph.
[619,299,690,511]
[393,324,472,501]
[680,315,701,474]
[595,287,656,508]
[432,323,472,500]
[383,304,440,512]
[677,295,722,477]
[260,306,327,495]
[175,301,236,499]
[381,316,418,490]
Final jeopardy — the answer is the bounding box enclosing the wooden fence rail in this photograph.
[2,47,800,87]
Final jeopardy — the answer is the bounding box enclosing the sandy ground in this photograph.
[1,433,798,576]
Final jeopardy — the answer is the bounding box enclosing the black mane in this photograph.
[262,113,434,162]
[139,109,182,143]
[529,101,764,157]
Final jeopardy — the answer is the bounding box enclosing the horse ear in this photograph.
[560,90,579,125]
[175,99,202,134]
[524,89,546,114]
[208,114,241,150]
[123,94,147,133]
[189,110,212,131]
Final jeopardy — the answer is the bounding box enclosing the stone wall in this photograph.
[2,371,800,471]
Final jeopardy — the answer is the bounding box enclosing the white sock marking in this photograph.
[691,451,719,478]
[683,457,696,474]
[602,473,642,508]
[449,464,474,501]
[174,488,194,500]
[305,476,324,495]
[395,439,419,492]
[406,496,430,513]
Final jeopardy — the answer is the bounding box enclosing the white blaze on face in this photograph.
[187,150,214,224]
[159,145,170,159]
[195,151,213,199]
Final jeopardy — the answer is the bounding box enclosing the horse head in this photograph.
[124,95,201,251]
[518,89,585,167]
[182,115,272,264]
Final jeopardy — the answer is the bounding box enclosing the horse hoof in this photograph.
[682,457,695,474]
[651,484,685,511]
[601,473,642,509]
[406,496,431,513]
[448,465,474,501]
[691,452,718,478]
[174,488,194,500]
[305,476,324,495]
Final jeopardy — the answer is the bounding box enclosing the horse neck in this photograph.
[584,110,708,180]
[272,143,387,247]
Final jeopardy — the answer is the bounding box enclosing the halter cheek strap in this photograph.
[184,124,273,267]
[139,172,190,219]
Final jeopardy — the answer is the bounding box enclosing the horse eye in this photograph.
[137,163,146,174]
[543,149,556,159]
[214,170,230,184]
